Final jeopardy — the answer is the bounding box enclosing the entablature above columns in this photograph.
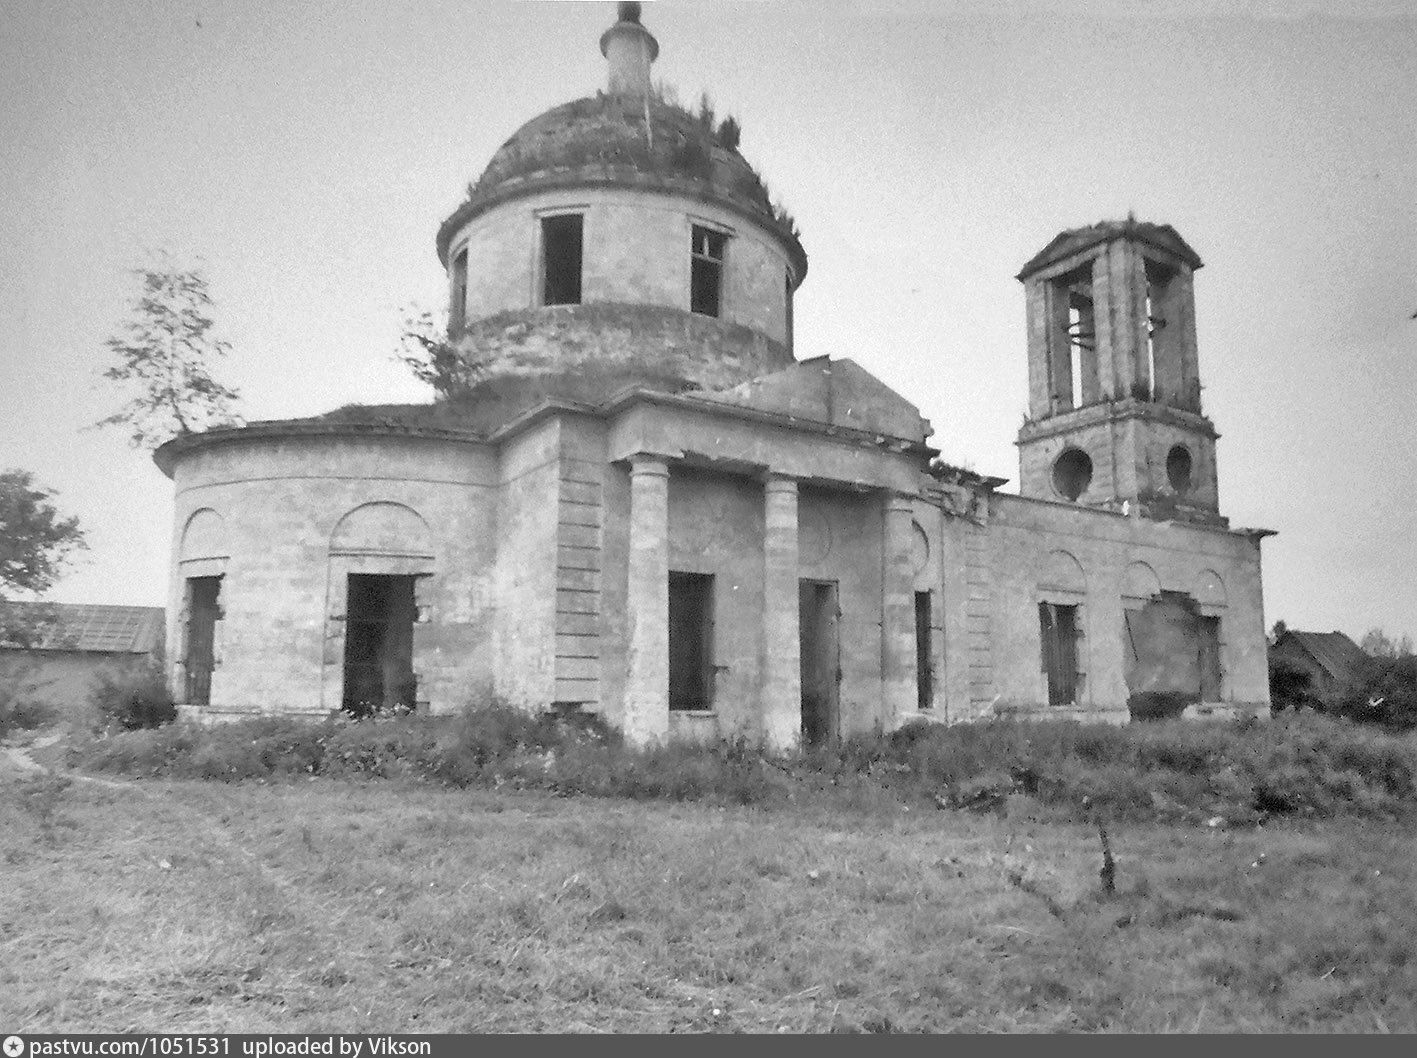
[606,396,926,494]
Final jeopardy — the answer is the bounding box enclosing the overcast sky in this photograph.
[2,0,1415,643]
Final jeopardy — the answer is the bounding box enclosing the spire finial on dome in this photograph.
[600,1,658,96]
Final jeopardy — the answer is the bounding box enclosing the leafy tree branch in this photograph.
[97,262,244,448]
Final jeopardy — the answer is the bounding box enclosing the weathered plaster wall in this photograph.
[1018,403,1220,516]
[796,486,889,737]
[449,186,794,344]
[449,303,793,399]
[492,421,562,708]
[663,467,767,740]
[167,433,497,715]
[939,492,1269,721]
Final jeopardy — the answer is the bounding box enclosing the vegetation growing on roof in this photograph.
[455,86,799,245]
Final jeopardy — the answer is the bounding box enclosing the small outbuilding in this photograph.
[1269,629,1369,708]
[0,602,165,718]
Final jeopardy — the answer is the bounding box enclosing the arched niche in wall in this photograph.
[329,501,435,559]
[180,508,229,562]
[175,509,229,707]
[1194,568,1227,616]
[910,519,930,579]
[1122,561,1162,610]
[1038,549,1086,600]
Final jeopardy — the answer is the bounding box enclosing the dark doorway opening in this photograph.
[1198,615,1223,702]
[799,579,840,747]
[1039,601,1080,706]
[343,574,417,717]
[668,571,714,711]
[915,590,933,711]
[183,575,222,705]
[542,214,583,306]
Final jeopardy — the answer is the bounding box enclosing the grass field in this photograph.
[2,762,1413,1033]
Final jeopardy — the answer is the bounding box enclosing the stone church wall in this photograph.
[167,432,497,715]
[952,493,1269,720]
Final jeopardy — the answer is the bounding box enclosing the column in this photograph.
[881,492,917,727]
[761,473,801,753]
[624,454,669,747]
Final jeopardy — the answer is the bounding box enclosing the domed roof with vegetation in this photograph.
[436,89,805,279]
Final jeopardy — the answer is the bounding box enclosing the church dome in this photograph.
[436,3,804,282]
[437,93,805,280]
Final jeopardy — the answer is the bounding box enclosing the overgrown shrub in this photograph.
[0,661,53,737]
[1270,661,1318,713]
[1,687,53,738]
[66,703,1417,823]
[91,663,176,730]
[1336,655,1417,730]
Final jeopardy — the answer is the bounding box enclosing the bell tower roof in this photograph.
[1017,217,1202,282]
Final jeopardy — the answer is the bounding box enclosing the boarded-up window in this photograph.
[1125,591,1214,719]
[915,590,933,710]
[542,214,583,306]
[668,571,714,711]
[1039,601,1080,706]
[690,225,727,317]
[183,576,222,706]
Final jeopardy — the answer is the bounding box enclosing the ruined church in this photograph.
[156,3,1272,747]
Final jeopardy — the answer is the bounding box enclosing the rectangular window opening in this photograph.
[183,575,223,706]
[343,574,418,717]
[1143,260,1175,403]
[1048,266,1091,411]
[450,248,468,330]
[690,225,727,317]
[542,214,583,306]
[1068,287,1094,406]
[915,590,933,711]
[1039,601,1080,706]
[668,571,714,711]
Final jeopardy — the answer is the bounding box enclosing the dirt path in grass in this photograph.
[4,734,419,1029]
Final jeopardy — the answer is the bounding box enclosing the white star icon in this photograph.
[3,1036,24,1058]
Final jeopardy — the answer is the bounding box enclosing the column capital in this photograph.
[764,471,800,494]
[882,489,917,513]
[626,452,671,477]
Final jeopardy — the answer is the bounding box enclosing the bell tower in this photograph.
[1014,218,1225,526]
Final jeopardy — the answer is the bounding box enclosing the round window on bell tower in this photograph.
[1166,445,1194,493]
[1052,448,1093,501]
